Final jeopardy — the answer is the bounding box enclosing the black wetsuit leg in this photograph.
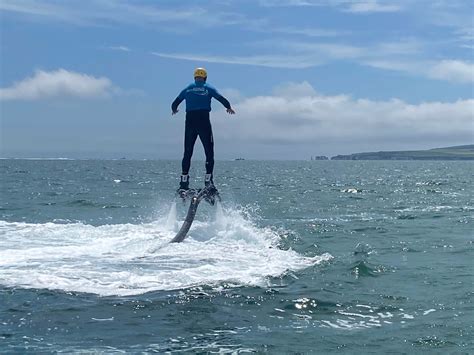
[181,113,199,175]
[182,110,214,175]
[197,113,214,175]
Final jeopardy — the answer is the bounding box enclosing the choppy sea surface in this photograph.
[0,159,472,353]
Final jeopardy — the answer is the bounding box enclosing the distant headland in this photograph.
[330,144,474,160]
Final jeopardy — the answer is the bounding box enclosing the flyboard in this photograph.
[170,186,220,243]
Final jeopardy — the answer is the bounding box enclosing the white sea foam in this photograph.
[0,206,331,296]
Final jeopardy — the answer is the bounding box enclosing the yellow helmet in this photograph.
[194,67,207,78]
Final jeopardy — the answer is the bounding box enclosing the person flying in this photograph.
[171,67,235,195]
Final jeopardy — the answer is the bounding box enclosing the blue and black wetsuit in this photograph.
[172,80,231,175]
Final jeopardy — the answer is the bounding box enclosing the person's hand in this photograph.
[227,108,235,114]
[172,109,179,115]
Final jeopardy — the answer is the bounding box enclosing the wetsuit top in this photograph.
[172,81,231,113]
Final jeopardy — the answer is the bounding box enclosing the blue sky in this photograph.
[1,0,473,159]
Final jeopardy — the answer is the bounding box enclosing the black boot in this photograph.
[204,174,219,205]
[177,174,189,196]
[204,173,214,187]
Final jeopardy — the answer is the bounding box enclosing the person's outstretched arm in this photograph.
[171,89,186,114]
[210,87,235,114]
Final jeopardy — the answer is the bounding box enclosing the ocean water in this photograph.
[0,159,472,353]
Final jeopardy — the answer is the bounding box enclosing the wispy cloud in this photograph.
[152,52,323,69]
[283,41,365,58]
[259,0,402,13]
[257,25,348,38]
[454,27,474,49]
[152,40,367,69]
[363,59,423,73]
[1,0,346,39]
[0,69,117,100]
[0,0,246,28]
[3,1,471,87]
[258,0,321,6]
[425,0,473,29]
[0,0,90,25]
[344,0,402,13]
[364,57,474,84]
[108,46,131,52]
[155,35,472,84]
[416,0,474,51]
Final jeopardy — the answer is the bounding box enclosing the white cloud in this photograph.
[212,82,474,149]
[272,81,318,97]
[429,60,474,83]
[0,69,116,100]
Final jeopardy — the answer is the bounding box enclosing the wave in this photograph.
[0,205,331,296]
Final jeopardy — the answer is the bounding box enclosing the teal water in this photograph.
[0,159,472,353]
